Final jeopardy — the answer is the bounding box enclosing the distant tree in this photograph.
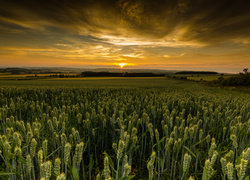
[243,68,249,74]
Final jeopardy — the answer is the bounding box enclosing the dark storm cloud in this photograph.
[0,0,250,44]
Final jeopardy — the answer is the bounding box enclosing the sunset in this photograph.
[118,63,127,68]
[0,0,250,72]
[0,1,250,180]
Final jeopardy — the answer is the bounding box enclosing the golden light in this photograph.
[118,63,127,68]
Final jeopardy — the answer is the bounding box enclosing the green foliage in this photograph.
[202,165,208,180]
[72,157,79,180]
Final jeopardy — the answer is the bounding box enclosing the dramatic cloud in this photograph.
[0,0,250,72]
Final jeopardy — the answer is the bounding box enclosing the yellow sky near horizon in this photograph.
[0,0,250,73]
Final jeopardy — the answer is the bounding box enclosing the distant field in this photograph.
[0,73,235,82]
[0,72,12,75]
[0,73,78,79]
[47,77,164,81]
[187,75,234,81]
[0,77,199,89]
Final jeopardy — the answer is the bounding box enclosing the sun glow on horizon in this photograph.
[118,63,127,68]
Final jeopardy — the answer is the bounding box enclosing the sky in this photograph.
[0,0,250,73]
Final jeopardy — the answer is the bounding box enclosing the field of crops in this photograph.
[0,78,249,180]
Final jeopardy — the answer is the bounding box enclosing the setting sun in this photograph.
[119,63,127,68]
